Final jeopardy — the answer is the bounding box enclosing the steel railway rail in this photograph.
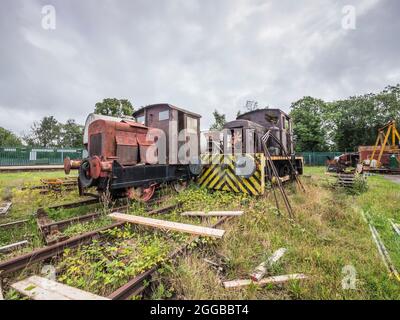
[0,204,228,300]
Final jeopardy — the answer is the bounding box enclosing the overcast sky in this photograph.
[0,0,399,135]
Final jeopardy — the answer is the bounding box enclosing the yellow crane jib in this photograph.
[370,121,400,167]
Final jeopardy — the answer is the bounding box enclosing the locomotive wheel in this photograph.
[172,180,188,193]
[127,185,156,202]
[79,160,93,188]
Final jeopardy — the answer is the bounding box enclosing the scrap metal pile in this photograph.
[326,120,400,175]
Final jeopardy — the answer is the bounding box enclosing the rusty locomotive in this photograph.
[64,104,303,201]
[64,104,201,201]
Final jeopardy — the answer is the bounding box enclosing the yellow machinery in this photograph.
[198,154,266,196]
[370,121,400,167]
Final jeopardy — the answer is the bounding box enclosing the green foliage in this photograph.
[94,98,134,117]
[347,175,369,195]
[23,117,83,148]
[210,110,226,130]
[167,167,400,300]
[60,119,84,148]
[290,96,329,152]
[0,127,22,147]
[3,169,400,299]
[326,85,400,151]
[24,116,61,147]
[62,217,113,237]
[244,100,259,112]
[151,282,174,300]
[290,84,400,152]
[57,227,172,296]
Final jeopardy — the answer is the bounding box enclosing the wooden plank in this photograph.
[390,220,400,237]
[0,202,12,215]
[181,211,243,217]
[109,212,225,238]
[250,248,287,281]
[11,276,109,300]
[0,240,28,254]
[107,216,231,300]
[369,223,400,278]
[223,274,308,288]
[0,219,29,229]
[181,211,205,216]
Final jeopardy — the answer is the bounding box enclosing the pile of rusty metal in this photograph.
[326,121,400,175]
[326,153,360,174]
[22,177,78,194]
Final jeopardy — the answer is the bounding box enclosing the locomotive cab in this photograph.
[65,105,202,202]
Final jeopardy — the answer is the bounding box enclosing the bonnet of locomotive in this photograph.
[83,113,135,147]
[79,119,151,188]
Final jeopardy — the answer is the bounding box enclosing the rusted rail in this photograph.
[107,215,230,300]
[0,209,228,300]
[22,177,77,191]
[2,199,182,274]
[0,222,125,275]
[39,212,103,236]
[36,200,179,245]
[147,202,182,215]
[46,198,99,211]
[0,219,29,229]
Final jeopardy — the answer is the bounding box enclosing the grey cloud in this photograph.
[0,0,399,136]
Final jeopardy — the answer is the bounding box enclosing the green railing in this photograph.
[0,147,84,166]
[300,151,344,166]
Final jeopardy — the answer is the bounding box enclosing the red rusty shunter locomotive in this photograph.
[64,104,202,201]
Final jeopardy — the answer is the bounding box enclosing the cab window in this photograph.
[159,110,169,121]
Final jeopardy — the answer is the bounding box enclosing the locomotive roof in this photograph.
[223,119,265,131]
[132,103,201,119]
[237,108,290,120]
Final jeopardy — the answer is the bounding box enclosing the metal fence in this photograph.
[0,147,84,166]
[300,152,344,166]
[0,147,342,167]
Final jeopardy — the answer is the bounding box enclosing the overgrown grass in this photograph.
[2,168,400,300]
[0,170,96,255]
[56,226,179,296]
[162,167,400,300]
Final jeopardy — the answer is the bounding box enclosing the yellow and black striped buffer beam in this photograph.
[197,153,265,196]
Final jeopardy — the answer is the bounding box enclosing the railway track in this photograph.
[0,197,229,300]
[107,215,230,300]
[1,194,182,275]
[37,198,182,245]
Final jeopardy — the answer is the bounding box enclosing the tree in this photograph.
[245,100,259,112]
[289,84,400,152]
[325,84,400,151]
[24,116,61,147]
[0,127,23,147]
[289,97,329,152]
[210,110,226,130]
[60,119,84,148]
[94,98,134,117]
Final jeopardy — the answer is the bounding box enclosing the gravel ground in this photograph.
[383,175,400,184]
